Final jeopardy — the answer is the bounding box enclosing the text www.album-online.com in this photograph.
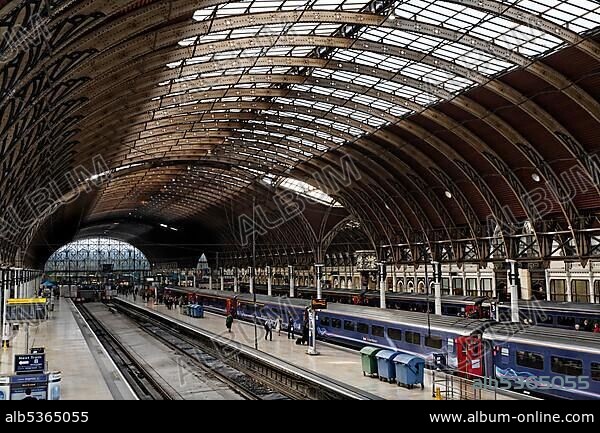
[430,412,595,423]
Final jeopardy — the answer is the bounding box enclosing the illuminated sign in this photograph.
[7,298,47,305]
[311,299,327,310]
[14,354,45,374]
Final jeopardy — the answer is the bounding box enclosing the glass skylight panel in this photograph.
[166,61,182,69]
[277,177,342,206]
[390,0,595,59]
[197,30,230,43]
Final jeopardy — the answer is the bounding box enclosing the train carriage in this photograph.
[180,288,600,400]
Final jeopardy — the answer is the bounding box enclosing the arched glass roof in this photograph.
[2,0,599,265]
[150,0,600,166]
[44,238,151,273]
[100,0,597,224]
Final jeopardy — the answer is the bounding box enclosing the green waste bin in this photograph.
[360,346,382,377]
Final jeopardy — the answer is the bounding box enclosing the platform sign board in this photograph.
[7,302,48,321]
[30,347,45,354]
[311,298,327,310]
[7,298,47,304]
[14,354,45,375]
[10,374,48,400]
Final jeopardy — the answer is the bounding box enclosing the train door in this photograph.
[456,335,484,378]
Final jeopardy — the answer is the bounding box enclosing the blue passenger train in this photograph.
[182,288,600,400]
[237,283,600,331]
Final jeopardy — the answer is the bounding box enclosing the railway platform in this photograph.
[0,298,135,400]
[122,296,520,400]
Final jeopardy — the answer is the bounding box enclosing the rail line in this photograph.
[111,298,381,400]
[75,303,173,400]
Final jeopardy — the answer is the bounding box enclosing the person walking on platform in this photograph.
[264,320,272,341]
[287,317,294,339]
[226,314,234,333]
[275,316,282,336]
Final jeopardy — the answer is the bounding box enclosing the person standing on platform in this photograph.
[287,317,295,339]
[264,320,272,341]
[22,389,37,401]
[275,316,282,336]
[226,314,234,333]
[302,323,309,345]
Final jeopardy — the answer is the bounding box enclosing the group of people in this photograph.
[574,319,600,333]
[225,312,311,345]
[163,295,181,310]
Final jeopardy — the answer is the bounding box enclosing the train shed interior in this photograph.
[0,0,599,405]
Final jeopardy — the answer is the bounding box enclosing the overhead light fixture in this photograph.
[444,191,453,199]
[160,223,168,228]
[531,173,541,182]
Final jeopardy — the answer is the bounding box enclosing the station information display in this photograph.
[311,299,327,310]
[6,298,49,321]
[14,354,45,374]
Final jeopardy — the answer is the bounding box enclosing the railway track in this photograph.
[75,303,173,400]
[111,298,381,400]
[119,313,288,400]
[79,302,288,400]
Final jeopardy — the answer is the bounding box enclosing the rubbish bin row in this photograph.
[182,304,204,318]
[360,346,425,389]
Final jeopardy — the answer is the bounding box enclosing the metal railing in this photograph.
[431,370,486,400]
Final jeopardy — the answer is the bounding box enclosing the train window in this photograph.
[425,335,443,349]
[466,278,477,296]
[357,322,369,334]
[387,328,402,341]
[372,325,384,337]
[344,320,356,332]
[595,281,600,304]
[405,331,421,345]
[571,280,590,303]
[591,363,600,381]
[331,318,341,329]
[538,315,554,325]
[557,316,576,328]
[516,350,544,370]
[550,279,567,302]
[320,317,330,327]
[551,356,583,376]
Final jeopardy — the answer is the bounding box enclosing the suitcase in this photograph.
[295,337,303,345]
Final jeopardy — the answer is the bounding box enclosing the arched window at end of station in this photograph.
[43,237,152,288]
